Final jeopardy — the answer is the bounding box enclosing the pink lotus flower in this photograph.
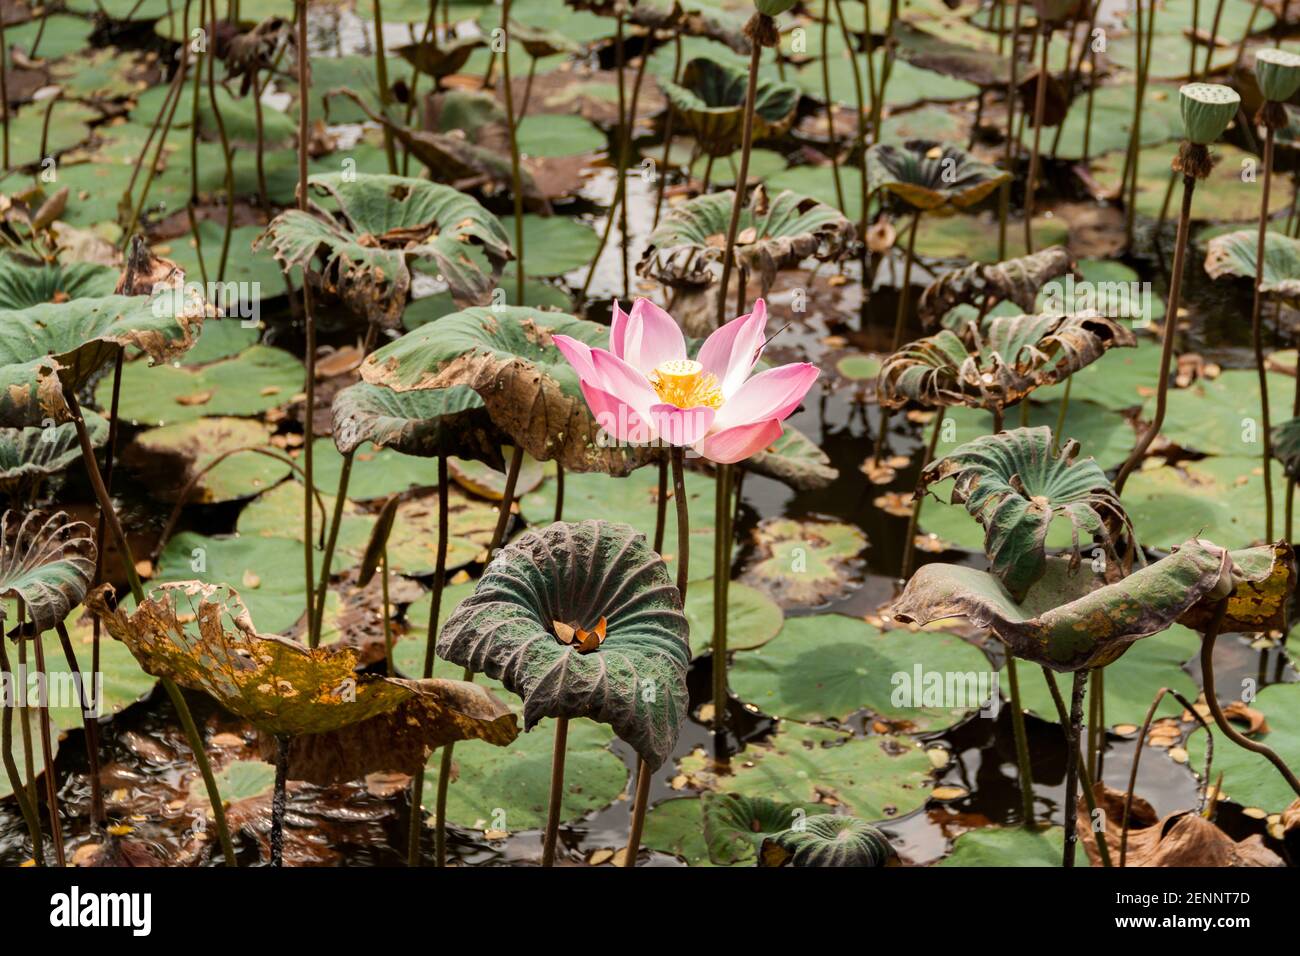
[553,298,819,464]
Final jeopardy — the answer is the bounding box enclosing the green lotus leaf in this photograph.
[0,512,96,634]
[681,722,934,819]
[360,306,648,474]
[660,57,800,155]
[701,792,832,865]
[256,172,512,328]
[437,520,690,770]
[938,825,1083,866]
[918,426,1132,600]
[331,381,502,467]
[88,581,518,761]
[878,311,1136,412]
[892,538,1236,672]
[917,246,1074,327]
[123,417,292,504]
[0,294,204,427]
[745,422,839,491]
[1273,416,1300,479]
[739,517,866,608]
[0,412,108,498]
[759,814,894,867]
[0,254,117,307]
[637,186,856,293]
[1185,681,1300,813]
[867,140,1010,213]
[1204,228,1300,308]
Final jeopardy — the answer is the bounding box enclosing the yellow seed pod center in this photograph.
[651,359,723,409]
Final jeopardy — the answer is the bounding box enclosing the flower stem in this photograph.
[29,619,65,865]
[1040,666,1111,867]
[295,1,319,649]
[1200,600,1300,797]
[623,756,651,867]
[1062,668,1087,867]
[711,462,733,764]
[312,450,354,638]
[1251,122,1277,540]
[63,383,236,866]
[56,622,104,829]
[1023,25,1051,255]
[715,14,768,326]
[271,735,288,866]
[540,716,570,867]
[435,445,525,866]
[0,635,43,863]
[500,0,525,303]
[1005,657,1036,827]
[1115,169,1198,494]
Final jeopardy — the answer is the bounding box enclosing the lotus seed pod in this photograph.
[1255,48,1300,104]
[753,0,797,15]
[1179,83,1240,145]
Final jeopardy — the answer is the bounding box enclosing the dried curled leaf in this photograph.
[0,510,96,634]
[360,306,650,474]
[256,173,512,328]
[892,539,1236,672]
[659,57,800,155]
[1178,541,1295,634]
[878,311,1136,411]
[0,293,205,427]
[867,140,1011,213]
[437,520,690,771]
[638,187,857,293]
[87,582,518,757]
[919,427,1133,601]
[917,246,1074,327]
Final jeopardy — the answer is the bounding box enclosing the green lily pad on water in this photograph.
[309,438,438,502]
[641,796,715,866]
[916,214,1068,261]
[516,115,606,158]
[237,481,372,577]
[520,466,718,583]
[767,165,868,223]
[497,216,600,276]
[1149,369,1294,457]
[98,345,303,427]
[6,100,95,169]
[739,517,867,608]
[1032,333,1162,411]
[156,222,298,304]
[420,717,627,832]
[189,759,275,803]
[682,579,784,658]
[1022,83,1183,161]
[1093,145,1294,223]
[730,613,991,728]
[1125,457,1296,550]
[125,417,292,503]
[938,825,1087,866]
[5,15,94,60]
[1186,681,1300,814]
[152,532,308,635]
[681,722,935,820]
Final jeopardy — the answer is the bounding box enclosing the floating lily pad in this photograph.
[1093,145,1294,223]
[1025,83,1183,161]
[682,579,784,658]
[496,216,600,276]
[1150,369,1294,457]
[1185,681,1300,814]
[938,825,1085,866]
[309,438,438,502]
[730,613,990,728]
[739,517,866,608]
[681,722,934,819]
[916,213,1068,261]
[641,796,716,867]
[98,345,303,427]
[125,417,292,503]
[516,115,606,158]
[421,716,626,832]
